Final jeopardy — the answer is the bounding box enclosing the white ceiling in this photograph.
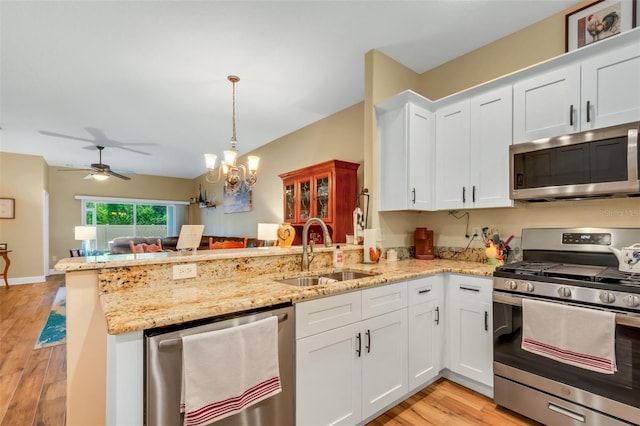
[0,0,578,180]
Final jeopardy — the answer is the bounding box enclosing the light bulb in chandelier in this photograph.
[204,75,260,192]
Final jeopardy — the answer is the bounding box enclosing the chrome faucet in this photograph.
[301,218,332,271]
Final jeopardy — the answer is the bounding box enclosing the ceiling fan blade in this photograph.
[57,167,92,172]
[107,170,132,180]
[117,146,152,156]
[39,130,95,143]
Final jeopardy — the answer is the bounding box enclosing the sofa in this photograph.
[108,235,268,254]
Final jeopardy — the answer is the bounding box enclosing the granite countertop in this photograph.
[100,258,496,335]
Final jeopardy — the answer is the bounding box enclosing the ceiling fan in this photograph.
[58,146,133,181]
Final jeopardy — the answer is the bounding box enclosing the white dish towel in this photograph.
[522,298,617,374]
[180,316,281,426]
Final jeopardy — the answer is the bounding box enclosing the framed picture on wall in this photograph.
[566,0,638,51]
[0,198,15,219]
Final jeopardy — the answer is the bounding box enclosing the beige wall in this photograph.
[365,0,640,249]
[49,167,193,268]
[192,102,365,238]
[0,152,47,282]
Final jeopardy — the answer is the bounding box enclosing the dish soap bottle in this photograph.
[333,245,344,268]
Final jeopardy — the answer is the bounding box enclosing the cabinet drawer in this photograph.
[448,275,492,301]
[296,292,362,339]
[407,276,442,306]
[362,281,407,319]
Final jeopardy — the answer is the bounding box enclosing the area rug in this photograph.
[35,286,66,349]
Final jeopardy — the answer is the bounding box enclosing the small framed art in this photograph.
[566,0,638,51]
[0,198,15,219]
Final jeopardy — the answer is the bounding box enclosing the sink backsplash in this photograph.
[383,245,522,264]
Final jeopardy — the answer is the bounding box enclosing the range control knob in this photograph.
[505,280,518,290]
[599,291,616,304]
[524,282,535,292]
[623,295,640,308]
[557,287,572,298]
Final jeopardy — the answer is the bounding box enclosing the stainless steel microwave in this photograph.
[510,121,640,201]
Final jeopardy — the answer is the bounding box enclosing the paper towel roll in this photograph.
[363,228,378,264]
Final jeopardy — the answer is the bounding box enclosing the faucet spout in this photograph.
[301,218,332,271]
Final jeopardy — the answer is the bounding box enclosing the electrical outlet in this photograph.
[52,255,58,262]
[173,263,197,280]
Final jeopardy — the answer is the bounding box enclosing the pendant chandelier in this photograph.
[204,75,259,192]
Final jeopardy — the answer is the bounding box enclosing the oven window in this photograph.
[493,301,640,409]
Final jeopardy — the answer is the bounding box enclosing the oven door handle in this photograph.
[493,292,640,329]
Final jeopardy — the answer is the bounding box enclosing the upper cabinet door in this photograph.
[581,42,640,130]
[469,85,513,209]
[435,100,470,210]
[377,92,436,212]
[513,64,581,143]
[314,172,332,222]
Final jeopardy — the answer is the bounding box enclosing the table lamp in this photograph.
[257,223,279,248]
[75,226,97,256]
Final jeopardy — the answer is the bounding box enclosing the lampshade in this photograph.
[258,223,279,241]
[75,226,97,241]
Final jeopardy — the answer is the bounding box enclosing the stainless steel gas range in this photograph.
[492,227,640,426]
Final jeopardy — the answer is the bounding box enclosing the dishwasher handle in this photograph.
[158,312,288,351]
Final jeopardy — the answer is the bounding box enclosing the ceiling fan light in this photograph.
[92,172,109,181]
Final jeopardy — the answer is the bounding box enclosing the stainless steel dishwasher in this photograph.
[144,304,294,426]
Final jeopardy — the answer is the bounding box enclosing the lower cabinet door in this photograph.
[449,298,493,386]
[296,322,362,426]
[361,309,408,420]
[408,298,442,390]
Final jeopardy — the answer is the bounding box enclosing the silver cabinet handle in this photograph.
[586,100,591,123]
[484,311,488,331]
[356,332,361,357]
[460,285,480,292]
[462,186,466,203]
[365,329,371,353]
[548,402,586,422]
[435,307,440,325]
[412,188,416,204]
[472,185,476,203]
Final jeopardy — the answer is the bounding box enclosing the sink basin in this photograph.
[277,270,379,286]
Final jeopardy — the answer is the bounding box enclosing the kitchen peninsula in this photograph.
[55,247,496,425]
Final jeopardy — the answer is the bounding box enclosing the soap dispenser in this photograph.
[333,245,344,268]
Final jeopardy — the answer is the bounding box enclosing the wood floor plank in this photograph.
[1,347,52,426]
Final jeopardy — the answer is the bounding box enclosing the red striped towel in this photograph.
[180,316,281,425]
[522,298,617,374]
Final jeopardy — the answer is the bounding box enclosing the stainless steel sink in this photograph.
[277,270,379,286]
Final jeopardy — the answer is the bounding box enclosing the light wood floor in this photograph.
[0,276,540,426]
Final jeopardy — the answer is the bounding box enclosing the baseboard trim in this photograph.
[3,275,47,286]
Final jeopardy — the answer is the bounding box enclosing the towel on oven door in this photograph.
[522,299,617,374]
[180,315,281,426]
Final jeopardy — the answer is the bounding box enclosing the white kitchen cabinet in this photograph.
[296,282,408,426]
[514,41,640,142]
[407,276,444,391]
[513,64,580,143]
[376,91,436,211]
[447,275,493,387]
[435,85,513,210]
[435,100,470,210]
[296,322,362,426]
[469,86,513,208]
[581,42,640,130]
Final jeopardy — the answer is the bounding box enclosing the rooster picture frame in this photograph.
[566,0,638,51]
